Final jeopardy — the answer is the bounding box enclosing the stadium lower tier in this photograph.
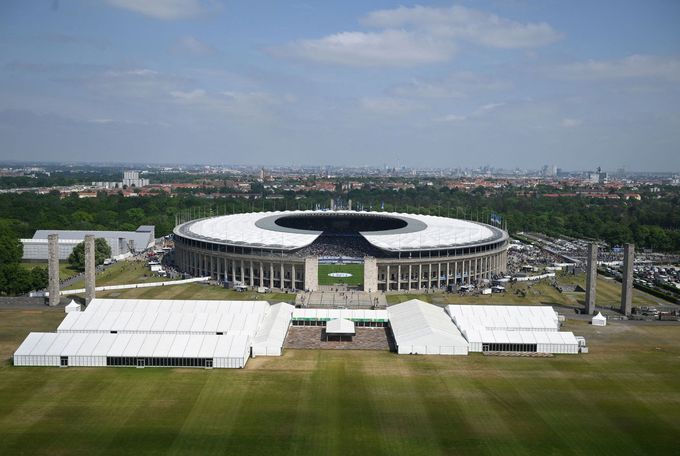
[173,244,508,291]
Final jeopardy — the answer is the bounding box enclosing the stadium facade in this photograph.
[173,211,508,292]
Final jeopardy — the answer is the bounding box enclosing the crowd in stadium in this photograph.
[293,233,385,258]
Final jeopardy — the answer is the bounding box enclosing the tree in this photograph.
[0,222,23,265]
[68,238,112,271]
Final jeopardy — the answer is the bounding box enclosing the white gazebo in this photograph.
[592,312,607,327]
[64,300,82,313]
[325,318,355,341]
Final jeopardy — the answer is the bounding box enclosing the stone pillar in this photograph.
[304,256,318,291]
[84,234,96,305]
[291,263,296,290]
[584,243,597,315]
[408,264,412,291]
[363,257,377,292]
[250,260,255,287]
[397,264,402,291]
[621,243,634,316]
[269,263,274,288]
[386,265,391,291]
[48,234,60,307]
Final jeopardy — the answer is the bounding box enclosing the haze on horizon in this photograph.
[0,0,679,171]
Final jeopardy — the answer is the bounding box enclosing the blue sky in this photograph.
[0,0,679,171]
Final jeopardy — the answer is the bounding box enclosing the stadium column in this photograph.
[209,255,214,279]
[473,258,478,283]
[418,264,422,290]
[240,259,245,284]
[453,261,458,285]
[397,265,401,291]
[467,258,472,285]
[385,265,390,291]
[280,263,284,290]
[216,257,221,281]
[250,260,254,287]
[260,262,264,287]
[428,263,432,289]
[408,264,412,291]
[270,263,274,288]
[291,263,296,290]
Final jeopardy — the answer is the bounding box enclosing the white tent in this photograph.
[387,300,468,355]
[592,312,607,327]
[65,300,81,313]
[13,332,250,368]
[251,303,294,357]
[326,318,355,335]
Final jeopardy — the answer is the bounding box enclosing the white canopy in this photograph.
[387,300,468,355]
[65,300,81,313]
[326,318,355,335]
[592,312,607,326]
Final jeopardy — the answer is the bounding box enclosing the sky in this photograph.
[0,0,679,171]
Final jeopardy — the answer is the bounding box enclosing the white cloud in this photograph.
[273,5,559,67]
[361,5,562,49]
[390,72,509,99]
[434,113,467,123]
[561,118,583,128]
[175,36,216,55]
[105,0,214,20]
[170,89,292,118]
[551,55,680,82]
[272,30,454,67]
[360,96,418,114]
[434,101,505,123]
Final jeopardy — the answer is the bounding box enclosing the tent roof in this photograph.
[326,318,355,334]
[387,300,468,350]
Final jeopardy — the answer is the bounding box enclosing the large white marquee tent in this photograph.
[14,298,293,369]
[387,300,469,355]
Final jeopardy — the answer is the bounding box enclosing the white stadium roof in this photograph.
[174,210,505,251]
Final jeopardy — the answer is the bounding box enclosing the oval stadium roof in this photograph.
[174,210,506,252]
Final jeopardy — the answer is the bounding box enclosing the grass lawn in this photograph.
[22,261,80,280]
[63,261,174,291]
[1,308,679,455]
[94,283,295,303]
[318,263,364,286]
[386,272,670,309]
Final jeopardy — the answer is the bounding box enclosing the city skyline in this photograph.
[1,1,679,170]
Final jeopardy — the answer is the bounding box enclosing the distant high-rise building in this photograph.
[122,170,149,188]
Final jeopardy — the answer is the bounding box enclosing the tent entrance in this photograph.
[205,359,213,369]
[136,358,145,368]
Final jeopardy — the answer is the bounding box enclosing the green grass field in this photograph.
[386,272,669,309]
[1,308,679,455]
[22,261,80,280]
[318,263,364,286]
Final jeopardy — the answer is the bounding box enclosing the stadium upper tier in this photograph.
[174,211,506,253]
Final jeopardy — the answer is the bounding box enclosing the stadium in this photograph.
[173,211,509,291]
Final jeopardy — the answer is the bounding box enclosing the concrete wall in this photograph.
[304,256,318,292]
[363,257,378,292]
